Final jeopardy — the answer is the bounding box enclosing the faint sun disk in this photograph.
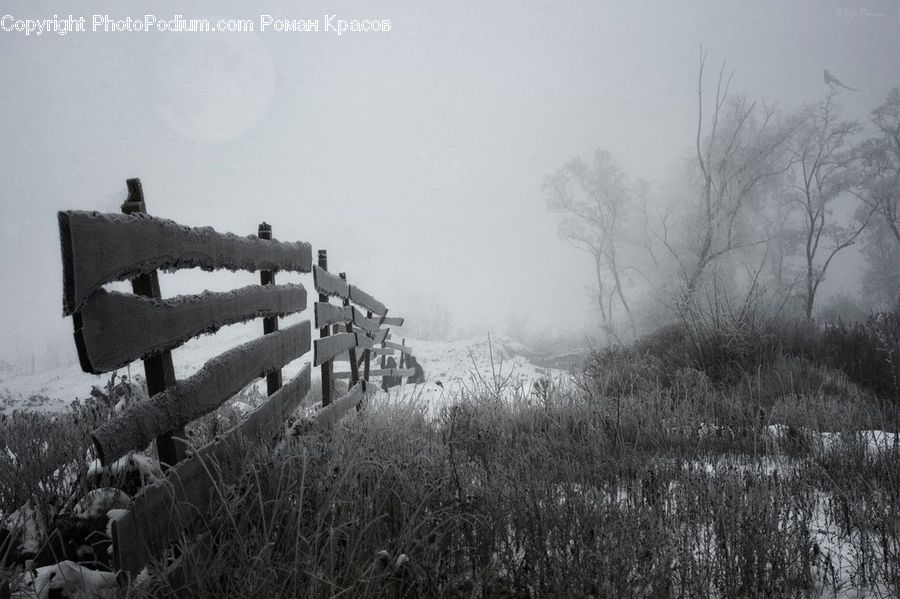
[152,32,276,143]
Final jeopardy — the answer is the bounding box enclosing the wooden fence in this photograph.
[56,178,417,587]
[312,260,417,395]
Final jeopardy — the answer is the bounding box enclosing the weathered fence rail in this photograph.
[52,178,421,589]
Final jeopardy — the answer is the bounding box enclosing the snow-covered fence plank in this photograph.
[74,285,307,374]
[313,382,367,430]
[314,302,353,329]
[358,328,390,345]
[313,264,349,299]
[314,332,357,366]
[380,316,405,327]
[371,348,395,356]
[314,328,391,373]
[355,333,376,350]
[112,364,312,576]
[348,285,387,316]
[58,210,312,315]
[92,320,311,464]
[352,308,383,332]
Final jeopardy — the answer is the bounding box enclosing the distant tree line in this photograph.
[545,47,900,343]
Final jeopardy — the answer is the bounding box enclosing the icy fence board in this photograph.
[314,383,365,430]
[351,308,382,332]
[314,332,357,366]
[59,210,312,314]
[314,302,353,329]
[112,364,312,576]
[357,328,389,344]
[355,334,376,350]
[380,316,404,327]
[93,321,311,464]
[313,265,349,298]
[348,285,386,316]
[75,285,307,374]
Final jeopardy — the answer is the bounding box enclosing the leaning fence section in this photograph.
[311,259,416,406]
[51,177,420,589]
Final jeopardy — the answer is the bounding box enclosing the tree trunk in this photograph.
[805,260,816,320]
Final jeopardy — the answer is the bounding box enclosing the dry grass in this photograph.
[2,324,899,598]
[127,374,898,598]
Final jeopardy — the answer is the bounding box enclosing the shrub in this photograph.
[778,314,900,413]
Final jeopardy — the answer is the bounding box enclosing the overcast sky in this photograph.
[1,0,898,365]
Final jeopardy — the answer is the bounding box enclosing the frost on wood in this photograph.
[355,333,376,350]
[351,307,383,332]
[75,284,307,373]
[59,210,313,314]
[357,327,389,344]
[92,320,311,464]
[111,364,311,575]
[314,301,352,328]
[314,383,365,430]
[348,284,387,316]
[313,265,349,298]
[314,332,357,366]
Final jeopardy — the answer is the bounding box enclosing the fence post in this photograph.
[318,250,332,407]
[258,222,282,395]
[339,273,360,386]
[121,178,184,467]
[363,310,372,381]
[399,338,407,369]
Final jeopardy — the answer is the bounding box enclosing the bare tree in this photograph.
[857,89,900,308]
[785,93,870,319]
[543,149,637,341]
[760,196,804,312]
[681,47,799,296]
[861,216,900,310]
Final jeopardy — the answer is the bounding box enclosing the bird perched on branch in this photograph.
[824,69,861,92]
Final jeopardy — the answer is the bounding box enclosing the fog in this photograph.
[1,0,898,370]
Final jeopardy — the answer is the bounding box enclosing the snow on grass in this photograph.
[765,424,899,456]
[1,502,44,556]
[364,334,569,417]
[1,327,563,418]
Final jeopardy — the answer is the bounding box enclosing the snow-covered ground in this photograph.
[366,334,569,417]
[0,322,564,416]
